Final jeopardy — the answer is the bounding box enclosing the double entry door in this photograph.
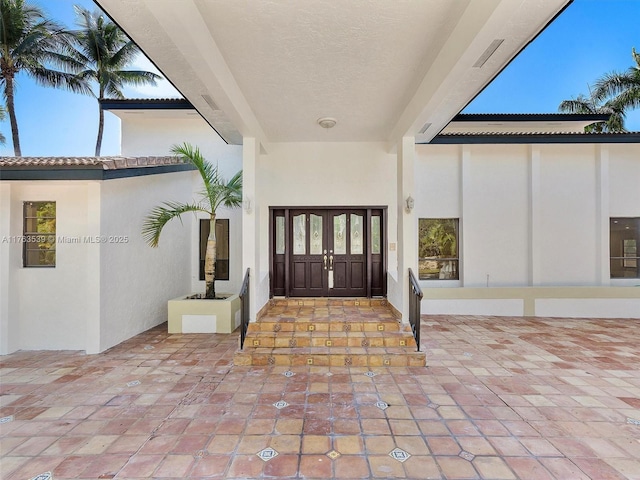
[271,207,385,298]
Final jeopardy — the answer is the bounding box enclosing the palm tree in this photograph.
[593,47,640,125]
[70,6,160,156]
[559,89,624,132]
[143,143,243,299]
[0,0,89,155]
[0,106,6,144]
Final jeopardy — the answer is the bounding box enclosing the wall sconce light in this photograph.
[244,197,252,214]
[405,195,414,213]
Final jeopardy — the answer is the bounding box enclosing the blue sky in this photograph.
[1,0,638,156]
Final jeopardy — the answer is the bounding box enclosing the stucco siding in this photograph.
[99,171,194,352]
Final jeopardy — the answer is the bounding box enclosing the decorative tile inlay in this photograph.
[627,417,640,426]
[143,345,155,350]
[288,339,297,347]
[268,356,275,365]
[326,450,341,460]
[257,447,279,461]
[459,451,475,461]
[283,370,295,377]
[463,352,473,357]
[364,371,376,377]
[343,324,351,332]
[376,401,389,410]
[126,380,141,387]
[273,400,289,409]
[361,339,370,347]
[194,449,209,458]
[389,448,411,462]
[427,403,439,409]
[0,415,14,424]
[344,357,352,366]
[30,473,52,480]
[326,372,333,377]
[273,324,281,332]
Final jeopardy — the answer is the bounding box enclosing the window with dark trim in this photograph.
[23,201,56,267]
[418,218,459,280]
[610,218,639,278]
[199,219,230,281]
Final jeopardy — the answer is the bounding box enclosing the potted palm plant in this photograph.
[143,142,242,333]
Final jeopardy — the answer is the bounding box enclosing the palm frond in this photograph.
[142,201,210,247]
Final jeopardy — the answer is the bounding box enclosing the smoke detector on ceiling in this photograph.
[317,117,337,129]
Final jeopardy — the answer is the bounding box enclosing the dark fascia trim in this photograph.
[426,133,640,145]
[93,0,229,144]
[452,113,610,123]
[0,163,196,181]
[99,98,195,110]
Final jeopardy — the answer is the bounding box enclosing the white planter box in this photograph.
[168,294,242,334]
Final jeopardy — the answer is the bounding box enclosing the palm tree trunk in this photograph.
[5,74,21,156]
[95,101,104,156]
[204,215,217,299]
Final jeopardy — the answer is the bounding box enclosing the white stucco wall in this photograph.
[99,171,194,352]
[117,114,244,296]
[415,141,640,318]
[538,145,598,285]
[1,182,101,352]
[609,145,640,215]
[257,142,399,308]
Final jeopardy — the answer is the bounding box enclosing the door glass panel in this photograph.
[333,214,347,254]
[351,214,363,254]
[371,216,381,254]
[310,214,323,254]
[275,216,285,254]
[293,214,306,255]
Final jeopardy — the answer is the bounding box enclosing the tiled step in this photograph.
[244,331,417,349]
[234,298,425,367]
[234,348,426,367]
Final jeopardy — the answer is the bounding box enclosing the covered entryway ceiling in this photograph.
[96,0,569,148]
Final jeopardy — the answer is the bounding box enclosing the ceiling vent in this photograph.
[201,94,219,110]
[473,39,504,68]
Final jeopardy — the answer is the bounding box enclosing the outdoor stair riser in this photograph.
[233,298,425,367]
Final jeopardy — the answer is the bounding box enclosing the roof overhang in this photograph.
[95,0,572,149]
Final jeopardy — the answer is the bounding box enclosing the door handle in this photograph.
[329,255,333,269]
[324,254,328,270]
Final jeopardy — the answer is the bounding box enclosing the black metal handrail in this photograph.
[408,268,423,352]
[239,268,250,349]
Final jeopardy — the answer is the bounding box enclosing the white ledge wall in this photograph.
[415,142,640,318]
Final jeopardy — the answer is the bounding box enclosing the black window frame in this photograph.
[199,218,230,281]
[23,201,56,268]
[418,218,459,281]
[610,217,640,279]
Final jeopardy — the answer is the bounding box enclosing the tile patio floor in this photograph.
[1,314,640,479]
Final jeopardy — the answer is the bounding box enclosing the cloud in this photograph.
[123,53,183,99]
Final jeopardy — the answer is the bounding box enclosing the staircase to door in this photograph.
[234,298,425,367]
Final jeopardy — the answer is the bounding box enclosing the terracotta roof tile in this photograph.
[0,156,186,170]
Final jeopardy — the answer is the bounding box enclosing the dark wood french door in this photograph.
[270,207,386,298]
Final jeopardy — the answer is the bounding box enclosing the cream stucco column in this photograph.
[396,136,417,323]
[85,183,102,354]
[596,144,610,285]
[0,183,16,354]
[528,145,541,287]
[242,137,260,320]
